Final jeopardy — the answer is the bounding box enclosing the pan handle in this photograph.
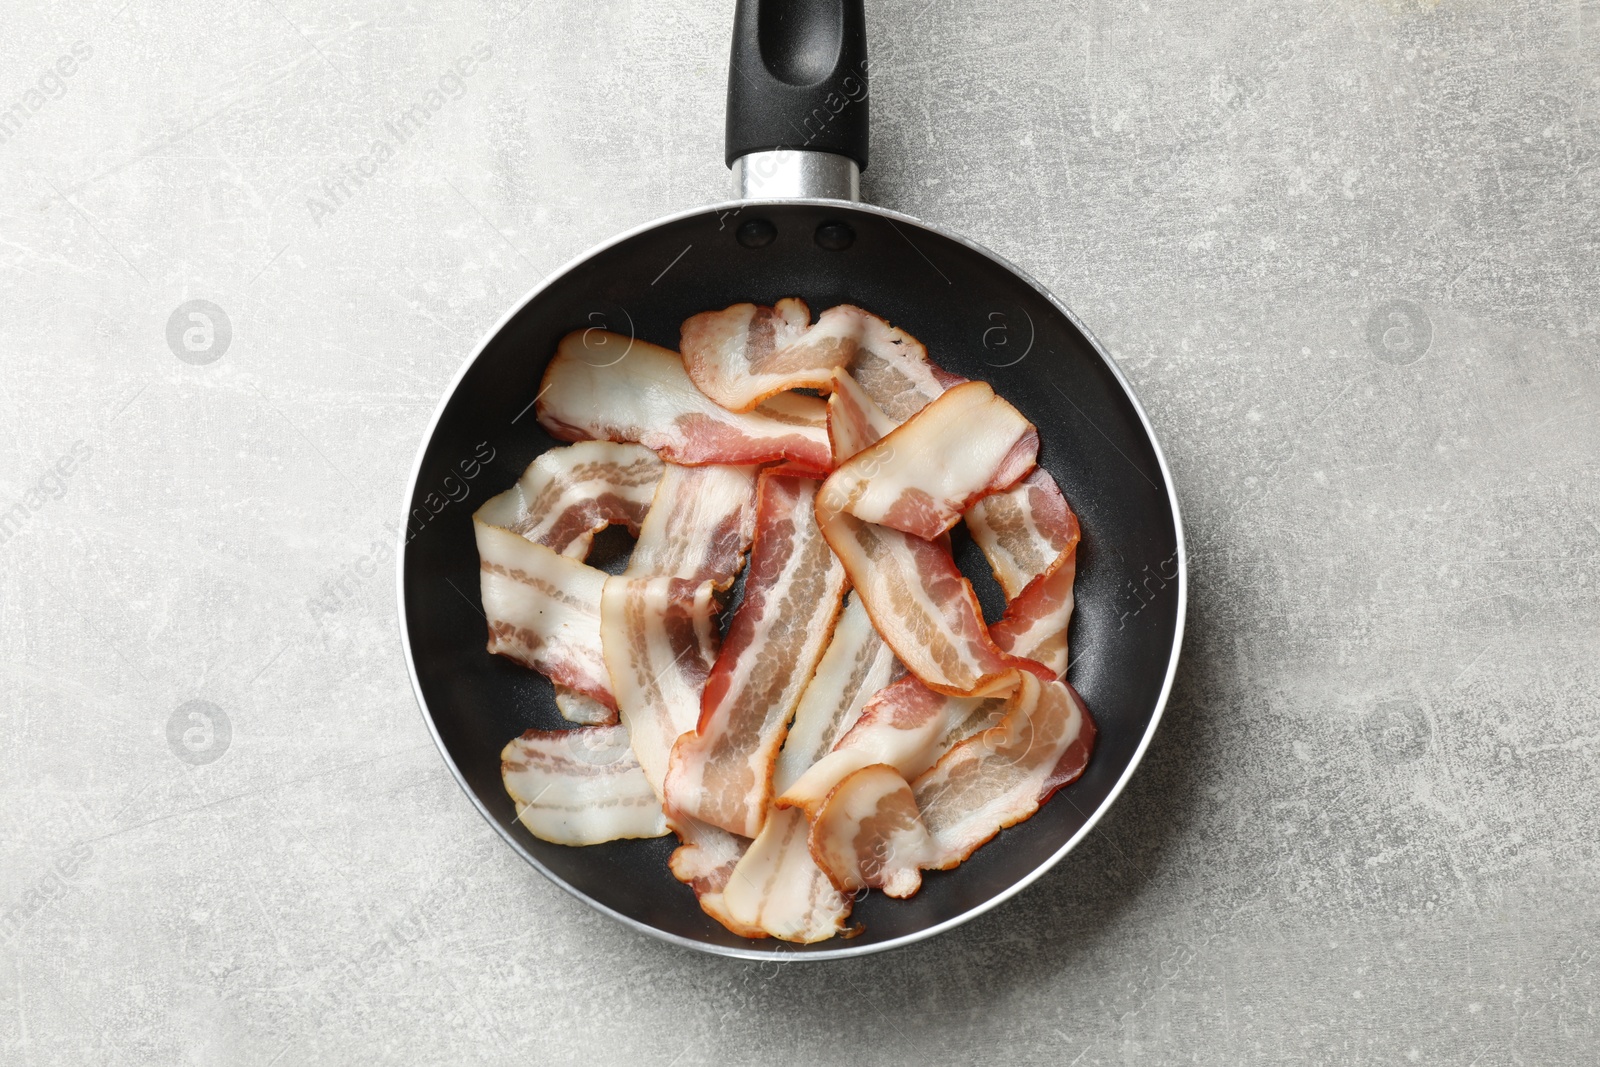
[726,0,867,201]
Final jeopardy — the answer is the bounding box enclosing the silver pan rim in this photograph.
[395,196,1188,961]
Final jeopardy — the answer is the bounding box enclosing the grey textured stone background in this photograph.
[2,0,1596,1063]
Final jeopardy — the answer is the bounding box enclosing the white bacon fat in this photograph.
[536,330,831,473]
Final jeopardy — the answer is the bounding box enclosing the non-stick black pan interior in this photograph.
[401,200,1183,957]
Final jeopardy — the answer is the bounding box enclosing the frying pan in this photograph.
[398,0,1186,960]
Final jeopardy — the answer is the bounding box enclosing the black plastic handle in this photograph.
[725,0,869,170]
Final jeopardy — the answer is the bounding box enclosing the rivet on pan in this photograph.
[736,219,777,248]
[814,221,855,251]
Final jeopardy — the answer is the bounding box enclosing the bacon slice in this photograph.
[665,475,848,837]
[719,594,897,942]
[501,727,668,845]
[536,330,831,472]
[911,675,1097,868]
[815,508,1050,695]
[779,673,1019,819]
[475,522,615,709]
[680,301,947,418]
[599,576,719,798]
[820,381,1038,541]
[808,764,933,898]
[966,469,1082,677]
[626,462,760,589]
[475,441,662,558]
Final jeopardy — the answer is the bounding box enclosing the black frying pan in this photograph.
[398,0,1185,960]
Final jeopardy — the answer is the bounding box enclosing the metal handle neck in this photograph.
[731,150,861,201]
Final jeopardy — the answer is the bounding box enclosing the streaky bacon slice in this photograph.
[536,330,831,472]
[599,576,719,799]
[475,441,662,559]
[815,507,1052,695]
[809,764,933,898]
[826,368,898,465]
[501,727,668,845]
[474,522,614,709]
[721,594,898,942]
[665,474,848,837]
[681,301,947,417]
[778,673,1019,820]
[911,675,1097,868]
[820,380,1038,541]
[966,469,1082,677]
[626,462,760,589]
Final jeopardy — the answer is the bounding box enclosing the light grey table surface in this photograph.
[2,0,1596,1063]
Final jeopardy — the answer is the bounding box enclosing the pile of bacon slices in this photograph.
[474,300,1096,943]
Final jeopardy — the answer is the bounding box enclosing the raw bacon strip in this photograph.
[536,330,831,473]
[911,675,1097,868]
[626,463,760,589]
[721,594,897,942]
[826,368,898,465]
[967,469,1082,677]
[809,764,933,898]
[680,301,946,417]
[779,673,1019,819]
[820,381,1039,541]
[679,298,814,411]
[475,441,662,558]
[815,508,1051,695]
[474,522,614,709]
[599,576,720,798]
[501,727,668,846]
[553,687,616,726]
[665,475,848,837]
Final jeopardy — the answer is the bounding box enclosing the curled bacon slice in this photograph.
[665,475,848,837]
[967,469,1082,677]
[536,330,831,472]
[809,764,932,898]
[681,301,947,417]
[627,462,760,589]
[475,522,615,709]
[911,675,1097,868]
[820,381,1038,541]
[720,594,897,942]
[475,441,662,558]
[599,576,719,799]
[816,508,1050,696]
[501,727,668,846]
